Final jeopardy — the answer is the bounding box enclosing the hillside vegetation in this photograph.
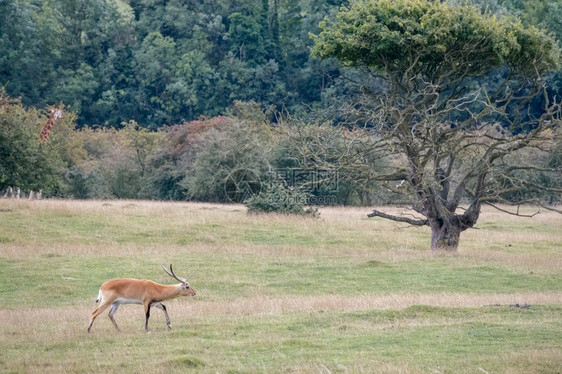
[2,0,562,128]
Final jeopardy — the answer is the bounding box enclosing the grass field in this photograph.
[0,199,561,373]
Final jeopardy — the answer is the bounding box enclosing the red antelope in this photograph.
[87,264,196,333]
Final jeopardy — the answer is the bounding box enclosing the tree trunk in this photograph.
[430,222,461,251]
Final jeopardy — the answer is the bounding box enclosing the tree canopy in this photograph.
[0,0,347,128]
[1,0,561,129]
[312,0,558,77]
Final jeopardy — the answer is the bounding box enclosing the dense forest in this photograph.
[3,0,561,128]
[1,0,562,208]
[1,0,349,128]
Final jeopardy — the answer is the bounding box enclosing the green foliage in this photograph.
[184,115,274,202]
[166,51,219,119]
[57,121,161,199]
[1,0,561,130]
[312,0,559,77]
[0,0,43,104]
[0,91,75,195]
[228,11,265,62]
[498,0,562,43]
[142,117,229,201]
[246,182,319,216]
[0,0,341,128]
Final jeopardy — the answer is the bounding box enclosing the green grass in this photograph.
[0,200,561,373]
[2,305,560,373]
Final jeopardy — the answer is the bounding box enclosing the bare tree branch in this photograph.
[367,209,428,226]
[484,202,541,218]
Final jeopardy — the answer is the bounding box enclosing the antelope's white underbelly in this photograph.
[114,297,142,305]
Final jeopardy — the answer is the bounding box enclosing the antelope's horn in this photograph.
[162,264,187,283]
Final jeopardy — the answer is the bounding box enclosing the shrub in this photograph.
[246,182,318,216]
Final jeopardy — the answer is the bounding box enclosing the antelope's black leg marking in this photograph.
[144,303,152,332]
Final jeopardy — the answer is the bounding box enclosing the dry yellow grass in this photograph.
[169,292,562,319]
[1,292,560,334]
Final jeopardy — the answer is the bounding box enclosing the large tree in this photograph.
[310,0,561,250]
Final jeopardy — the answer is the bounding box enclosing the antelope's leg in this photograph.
[108,303,121,332]
[144,302,152,332]
[153,302,172,329]
[87,299,112,333]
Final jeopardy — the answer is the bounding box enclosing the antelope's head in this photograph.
[161,264,196,297]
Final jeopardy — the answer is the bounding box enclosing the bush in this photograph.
[183,116,273,202]
[246,182,318,217]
